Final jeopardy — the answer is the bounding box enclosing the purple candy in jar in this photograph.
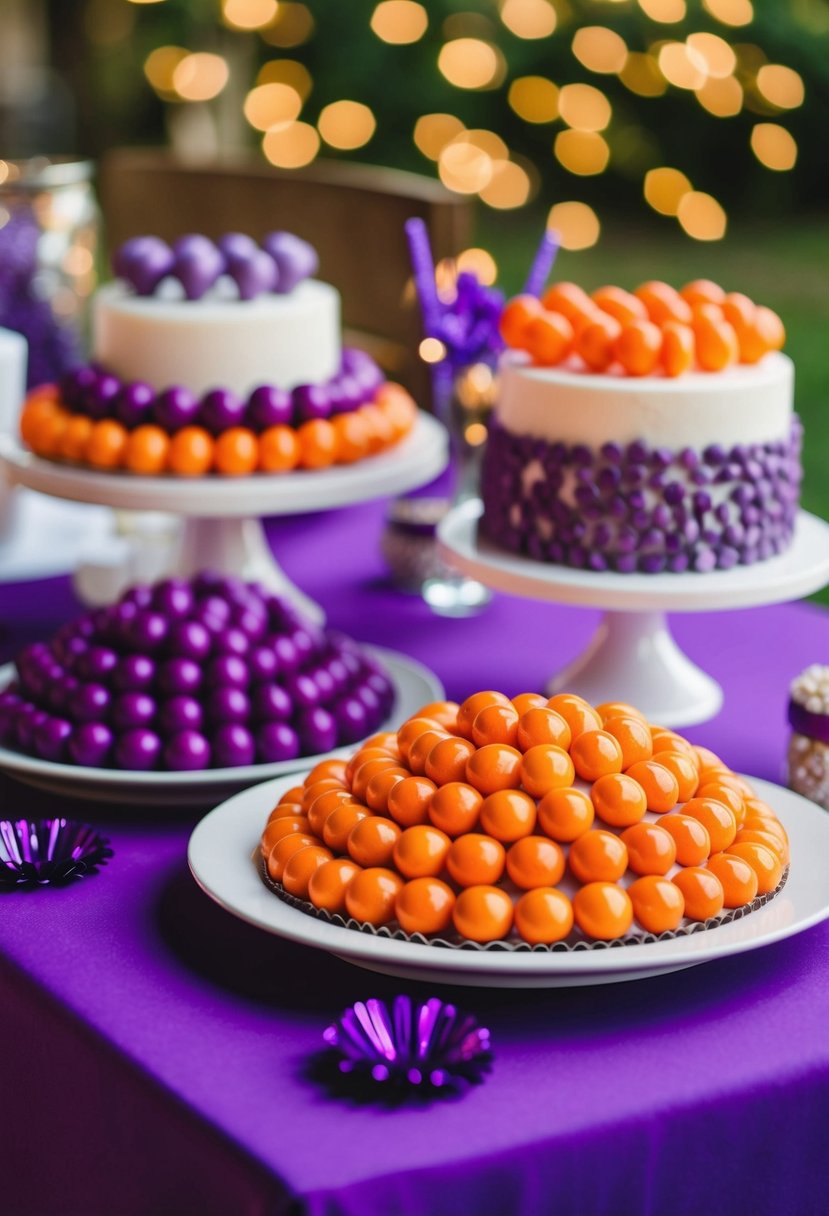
[152,578,195,619]
[200,388,247,435]
[114,236,175,296]
[333,696,369,744]
[115,381,155,429]
[212,723,255,768]
[112,654,156,692]
[256,721,301,763]
[251,683,292,722]
[86,372,121,421]
[292,383,331,423]
[154,386,200,433]
[157,658,202,696]
[112,692,156,731]
[246,385,294,431]
[34,716,73,762]
[172,234,225,301]
[165,730,211,772]
[206,655,249,689]
[263,231,318,293]
[297,706,337,754]
[115,728,161,771]
[206,686,251,725]
[76,646,118,683]
[73,683,112,724]
[159,695,204,734]
[167,619,211,662]
[70,721,113,767]
[61,365,98,411]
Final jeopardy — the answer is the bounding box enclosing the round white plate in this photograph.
[438,500,829,612]
[188,775,829,988]
[0,414,448,519]
[0,649,442,807]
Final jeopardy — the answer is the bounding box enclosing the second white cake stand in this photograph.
[438,499,829,726]
[0,414,448,624]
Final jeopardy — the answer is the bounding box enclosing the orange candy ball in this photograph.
[347,816,401,867]
[660,321,695,378]
[446,833,506,887]
[308,858,362,914]
[86,419,128,470]
[332,411,371,464]
[124,425,170,475]
[625,760,680,814]
[506,835,565,890]
[569,829,629,884]
[635,281,693,327]
[406,730,448,777]
[425,735,477,786]
[322,803,369,852]
[570,729,624,782]
[397,716,445,762]
[726,841,783,894]
[282,844,334,898]
[706,852,758,908]
[592,285,648,326]
[167,426,214,476]
[345,867,404,926]
[465,743,523,796]
[266,833,318,881]
[656,750,700,802]
[541,281,596,326]
[307,758,349,785]
[471,703,520,748]
[628,875,685,934]
[395,877,456,935]
[519,744,575,798]
[266,802,306,825]
[660,814,711,866]
[511,692,548,716]
[386,775,437,827]
[621,821,677,876]
[527,311,574,366]
[456,691,512,740]
[428,781,483,836]
[573,882,634,940]
[452,885,514,943]
[682,796,737,854]
[604,715,653,768]
[516,707,572,752]
[479,788,537,843]
[214,427,259,476]
[575,313,622,372]
[414,700,461,730]
[261,814,313,855]
[259,425,300,473]
[514,888,574,945]
[613,319,662,376]
[364,769,406,814]
[681,279,725,307]
[694,314,739,372]
[59,414,94,462]
[546,694,602,741]
[590,772,648,828]
[500,294,544,350]
[537,786,595,841]
[297,418,337,469]
[393,825,451,879]
[672,866,724,921]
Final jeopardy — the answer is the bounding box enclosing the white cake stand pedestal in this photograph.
[0,414,448,623]
[438,499,829,727]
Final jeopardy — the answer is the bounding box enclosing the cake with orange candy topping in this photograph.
[19,232,416,478]
[481,279,800,574]
[258,689,788,948]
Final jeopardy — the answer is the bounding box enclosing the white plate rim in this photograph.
[187,773,829,980]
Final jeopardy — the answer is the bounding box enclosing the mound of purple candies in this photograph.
[0,574,395,772]
[57,347,385,434]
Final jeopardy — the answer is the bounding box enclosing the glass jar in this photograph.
[787,664,829,810]
[0,156,99,389]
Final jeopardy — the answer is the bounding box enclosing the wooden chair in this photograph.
[97,149,473,408]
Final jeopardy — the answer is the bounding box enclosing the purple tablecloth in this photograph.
[2,498,829,1216]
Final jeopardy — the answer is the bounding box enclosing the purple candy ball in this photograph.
[284,672,320,709]
[49,674,80,714]
[327,375,365,414]
[154,386,200,433]
[263,231,318,293]
[251,683,293,722]
[76,646,118,683]
[34,716,73,762]
[167,619,211,662]
[113,654,156,692]
[157,658,202,696]
[213,627,249,658]
[199,388,247,436]
[270,635,300,673]
[246,385,293,431]
[115,381,155,429]
[233,608,267,642]
[354,684,382,717]
[228,248,278,300]
[69,721,114,767]
[292,383,331,423]
[112,692,156,731]
[115,728,161,771]
[86,372,121,421]
[152,579,195,619]
[248,646,280,683]
[256,721,301,763]
[334,696,369,744]
[212,723,255,768]
[297,706,337,755]
[73,683,112,723]
[164,730,211,772]
[61,365,98,411]
[206,686,251,725]
[217,232,258,262]
[122,584,154,610]
[159,695,204,734]
[206,655,249,689]
[114,236,175,296]
[126,611,169,653]
[172,235,225,301]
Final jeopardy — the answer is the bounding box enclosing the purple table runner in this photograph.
[1,498,829,1216]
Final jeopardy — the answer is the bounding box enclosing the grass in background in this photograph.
[478,212,829,607]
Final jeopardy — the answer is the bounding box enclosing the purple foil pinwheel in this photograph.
[322,995,492,1091]
[0,818,112,887]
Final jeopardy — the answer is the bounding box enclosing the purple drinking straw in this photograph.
[523,227,560,298]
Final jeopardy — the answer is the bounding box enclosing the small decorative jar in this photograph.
[0,156,99,388]
[787,664,829,809]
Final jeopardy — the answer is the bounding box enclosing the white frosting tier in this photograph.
[497,351,794,450]
[93,279,340,396]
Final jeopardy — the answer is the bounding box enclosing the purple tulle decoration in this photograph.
[0,818,112,887]
[322,996,492,1090]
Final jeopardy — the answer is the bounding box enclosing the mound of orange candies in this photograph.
[500,280,786,378]
[18,382,417,477]
[259,690,789,946]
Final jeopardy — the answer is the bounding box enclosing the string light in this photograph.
[703,0,754,26]
[460,129,509,160]
[438,39,504,90]
[508,76,559,123]
[687,32,737,77]
[696,76,743,116]
[244,83,302,130]
[750,123,798,170]
[414,114,465,159]
[370,1,428,44]
[638,0,686,22]
[222,0,277,31]
[554,130,610,176]
[499,0,557,39]
[318,101,376,150]
[262,121,320,167]
[558,84,612,131]
[262,4,314,47]
[547,201,601,250]
[619,52,667,96]
[456,248,498,284]
[479,160,532,208]
[144,46,188,97]
[172,53,230,102]
[644,166,692,215]
[572,27,628,75]
[676,191,727,240]
[658,42,708,90]
[465,423,488,446]
[420,337,447,363]
[256,60,313,101]
[756,65,805,109]
[438,141,494,193]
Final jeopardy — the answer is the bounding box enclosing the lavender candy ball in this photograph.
[246,385,293,431]
[113,236,175,296]
[70,722,114,767]
[126,611,169,654]
[212,723,255,768]
[251,683,292,723]
[73,683,112,724]
[263,231,318,293]
[113,654,156,692]
[159,695,204,734]
[115,728,161,770]
[206,655,249,689]
[157,658,202,696]
[115,381,155,430]
[86,372,121,421]
[256,721,301,763]
[217,232,258,263]
[333,696,369,744]
[34,716,73,762]
[76,646,119,683]
[200,388,247,436]
[152,579,195,620]
[167,619,211,662]
[164,730,211,772]
[206,686,251,725]
[154,386,200,433]
[228,248,278,301]
[172,234,225,301]
[292,383,331,423]
[112,692,156,731]
[297,706,337,755]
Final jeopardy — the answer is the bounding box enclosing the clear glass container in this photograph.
[0,156,99,388]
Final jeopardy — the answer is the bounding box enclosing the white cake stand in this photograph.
[0,414,448,623]
[438,499,829,727]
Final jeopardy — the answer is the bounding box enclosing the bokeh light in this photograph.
[658,43,708,90]
[172,53,229,102]
[572,27,628,75]
[461,129,509,160]
[499,0,557,40]
[508,76,559,123]
[244,83,302,131]
[419,337,447,363]
[547,201,601,250]
[479,160,532,208]
[687,32,737,77]
[703,0,754,26]
[262,120,320,167]
[370,1,428,45]
[554,130,610,176]
[222,0,277,31]
[144,46,188,96]
[318,101,377,149]
[696,75,743,116]
[262,3,314,47]
[638,0,686,23]
[644,166,692,215]
[256,59,313,101]
[456,248,499,284]
[756,65,805,109]
[438,39,505,90]
[558,84,612,131]
[414,113,465,159]
[751,123,798,170]
[438,141,493,193]
[677,191,727,240]
[619,52,667,96]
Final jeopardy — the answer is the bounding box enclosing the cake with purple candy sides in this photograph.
[19,231,417,478]
[481,279,801,575]
[0,575,395,772]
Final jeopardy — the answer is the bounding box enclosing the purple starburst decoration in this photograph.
[0,818,112,887]
[322,996,492,1091]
